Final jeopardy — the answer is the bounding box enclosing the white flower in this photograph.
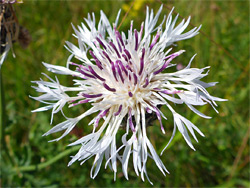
[31,5,226,184]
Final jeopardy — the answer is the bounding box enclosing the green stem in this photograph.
[0,68,4,144]
[13,146,80,172]
[0,68,14,165]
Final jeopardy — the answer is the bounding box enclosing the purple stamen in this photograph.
[82,93,103,98]
[69,62,81,67]
[133,73,138,85]
[154,107,165,134]
[95,59,103,70]
[114,105,122,116]
[71,99,89,107]
[88,66,105,81]
[70,103,79,107]
[153,58,173,75]
[94,108,110,127]
[128,74,131,81]
[111,61,118,81]
[103,108,110,115]
[146,107,152,113]
[94,110,103,127]
[164,53,176,60]
[139,48,145,75]
[89,50,103,70]
[116,63,124,83]
[128,108,135,132]
[126,65,132,72]
[82,66,89,71]
[116,60,128,76]
[115,30,125,47]
[109,41,121,58]
[134,29,138,51]
[160,90,182,94]
[164,50,185,60]
[103,82,116,92]
[93,41,99,48]
[128,91,133,97]
[139,22,144,42]
[116,36,122,52]
[142,76,149,88]
[78,99,90,104]
[150,32,160,50]
[96,37,106,50]
[89,50,97,59]
[153,88,161,91]
[77,68,96,79]
[124,49,131,59]
[122,54,128,62]
[102,51,112,63]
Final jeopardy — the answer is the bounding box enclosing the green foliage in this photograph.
[1,1,249,187]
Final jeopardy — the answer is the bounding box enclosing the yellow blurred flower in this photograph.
[122,0,153,17]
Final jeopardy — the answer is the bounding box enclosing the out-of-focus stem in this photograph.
[12,146,80,173]
[0,68,14,165]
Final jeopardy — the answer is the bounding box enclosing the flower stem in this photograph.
[12,146,80,173]
[0,68,14,165]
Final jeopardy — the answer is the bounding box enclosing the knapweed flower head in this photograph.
[31,6,225,184]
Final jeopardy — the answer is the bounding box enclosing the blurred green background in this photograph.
[1,0,249,187]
